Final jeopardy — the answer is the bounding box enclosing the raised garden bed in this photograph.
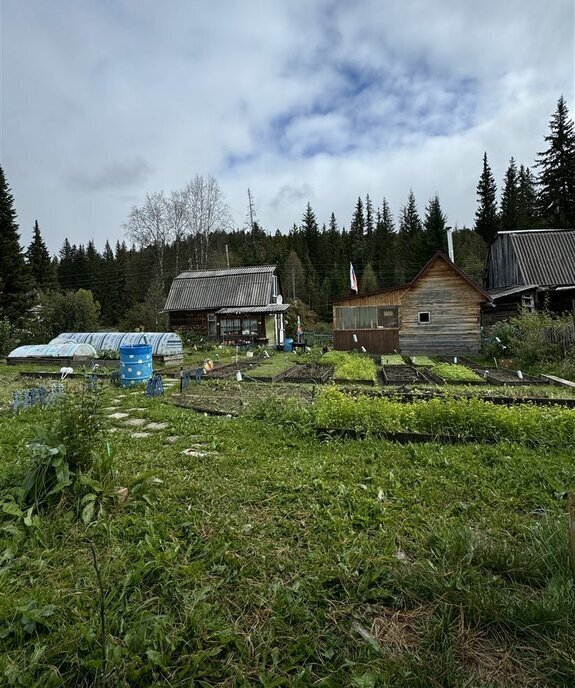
[408,355,436,367]
[381,365,432,385]
[380,354,405,366]
[457,357,546,386]
[283,364,334,383]
[425,363,485,385]
[248,364,300,383]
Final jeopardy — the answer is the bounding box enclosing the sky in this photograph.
[1,0,574,255]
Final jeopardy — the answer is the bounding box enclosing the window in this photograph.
[377,307,399,328]
[357,306,377,329]
[418,311,431,324]
[220,318,241,337]
[521,295,535,312]
[207,313,216,337]
[335,307,356,330]
[335,306,399,330]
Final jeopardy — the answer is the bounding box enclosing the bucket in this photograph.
[119,344,153,387]
[283,338,293,352]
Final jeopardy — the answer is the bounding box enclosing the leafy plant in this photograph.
[431,363,483,382]
[381,355,405,366]
[20,381,113,517]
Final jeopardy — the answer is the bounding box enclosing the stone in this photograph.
[108,412,130,419]
[123,418,146,427]
[130,431,151,439]
[145,422,169,431]
[165,436,180,443]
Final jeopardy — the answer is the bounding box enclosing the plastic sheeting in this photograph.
[53,332,183,356]
[8,342,97,359]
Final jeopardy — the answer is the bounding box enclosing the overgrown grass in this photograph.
[0,368,574,685]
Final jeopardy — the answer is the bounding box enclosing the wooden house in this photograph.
[163,265,288,346]
[483,229,575,329]
[332,251,490,355]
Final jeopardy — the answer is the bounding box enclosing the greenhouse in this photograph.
[53,332,183,359]
[7,342,97,364]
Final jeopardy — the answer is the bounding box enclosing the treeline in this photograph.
[1,96,574,335]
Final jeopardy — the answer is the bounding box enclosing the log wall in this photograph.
[399,260,484,354]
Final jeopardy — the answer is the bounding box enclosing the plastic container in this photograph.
[283,338,294,352]
[119,344,153,387]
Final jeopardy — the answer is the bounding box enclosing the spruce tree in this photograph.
[422,195,448,261]
[360,263,378,293]
[535,96,575,228]
[371,198,396,286]
[349,197,365,265]
[517,165,538,229]
[0,166,32,325]
[365,194,374,237]
[499,157,520,230]
[26,220,55,290]
[474,152,499,243]
[397,190,423,281]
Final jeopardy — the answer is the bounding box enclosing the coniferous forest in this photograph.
[1,96,574,343]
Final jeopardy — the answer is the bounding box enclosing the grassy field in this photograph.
[0,361,574,686]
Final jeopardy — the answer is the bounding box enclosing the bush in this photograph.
[487,312,575,368]
[0,317,19,357]
[21,381,112,516]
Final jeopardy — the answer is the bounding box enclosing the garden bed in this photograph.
[283,364,333,383]
[381,365,431,385]
[248,364,300,383]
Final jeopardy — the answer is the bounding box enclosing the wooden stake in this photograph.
[568,493,575,576]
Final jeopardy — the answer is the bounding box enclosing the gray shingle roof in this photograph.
[507,229,575,286]
[164,265,279,311]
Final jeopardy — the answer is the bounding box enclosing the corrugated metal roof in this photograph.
[488,284,537,300]
[509,230,575,286]
[164,265,279,311]
[216,305,290,315]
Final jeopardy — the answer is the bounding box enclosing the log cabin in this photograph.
[163,265,288,346]
[332,251,490,355]
[483,229,575,330]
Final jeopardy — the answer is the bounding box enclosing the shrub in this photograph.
[21,381,112,515]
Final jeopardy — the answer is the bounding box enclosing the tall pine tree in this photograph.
[26,220,55,290]
[517,165,538,229]
[372,198,396,287]
[422,195,448,261]
[499,157,520,230]
[535,96,575,228]
[349,197,366,265]
[474,152,499,243]
[397,190,423,281]
[0,166,32,325]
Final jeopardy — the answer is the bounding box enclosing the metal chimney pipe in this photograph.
[447,228,454,262]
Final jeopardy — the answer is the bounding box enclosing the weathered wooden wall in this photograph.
[400,261,484,354]
[334,330,399,353]
[334,288,408,307]
[168,310,212,332]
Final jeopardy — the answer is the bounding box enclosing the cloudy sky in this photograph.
[2,0,574,254]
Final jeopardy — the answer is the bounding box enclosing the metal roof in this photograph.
[216,304,290,315]
[164,265,279,311]
[508,230,575,286]
[487,284,537,300]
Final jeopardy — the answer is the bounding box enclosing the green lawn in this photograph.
[0,365,574,686]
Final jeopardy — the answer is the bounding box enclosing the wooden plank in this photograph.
[541,374,575,389]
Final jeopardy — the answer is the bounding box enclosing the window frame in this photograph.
[418,311,431,324]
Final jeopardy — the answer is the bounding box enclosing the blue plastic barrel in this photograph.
[119,344,153,387]
[283,338,294,352]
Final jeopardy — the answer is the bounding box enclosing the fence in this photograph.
[542,322,575,354]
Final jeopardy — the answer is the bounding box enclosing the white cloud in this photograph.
[2,0,573,252]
